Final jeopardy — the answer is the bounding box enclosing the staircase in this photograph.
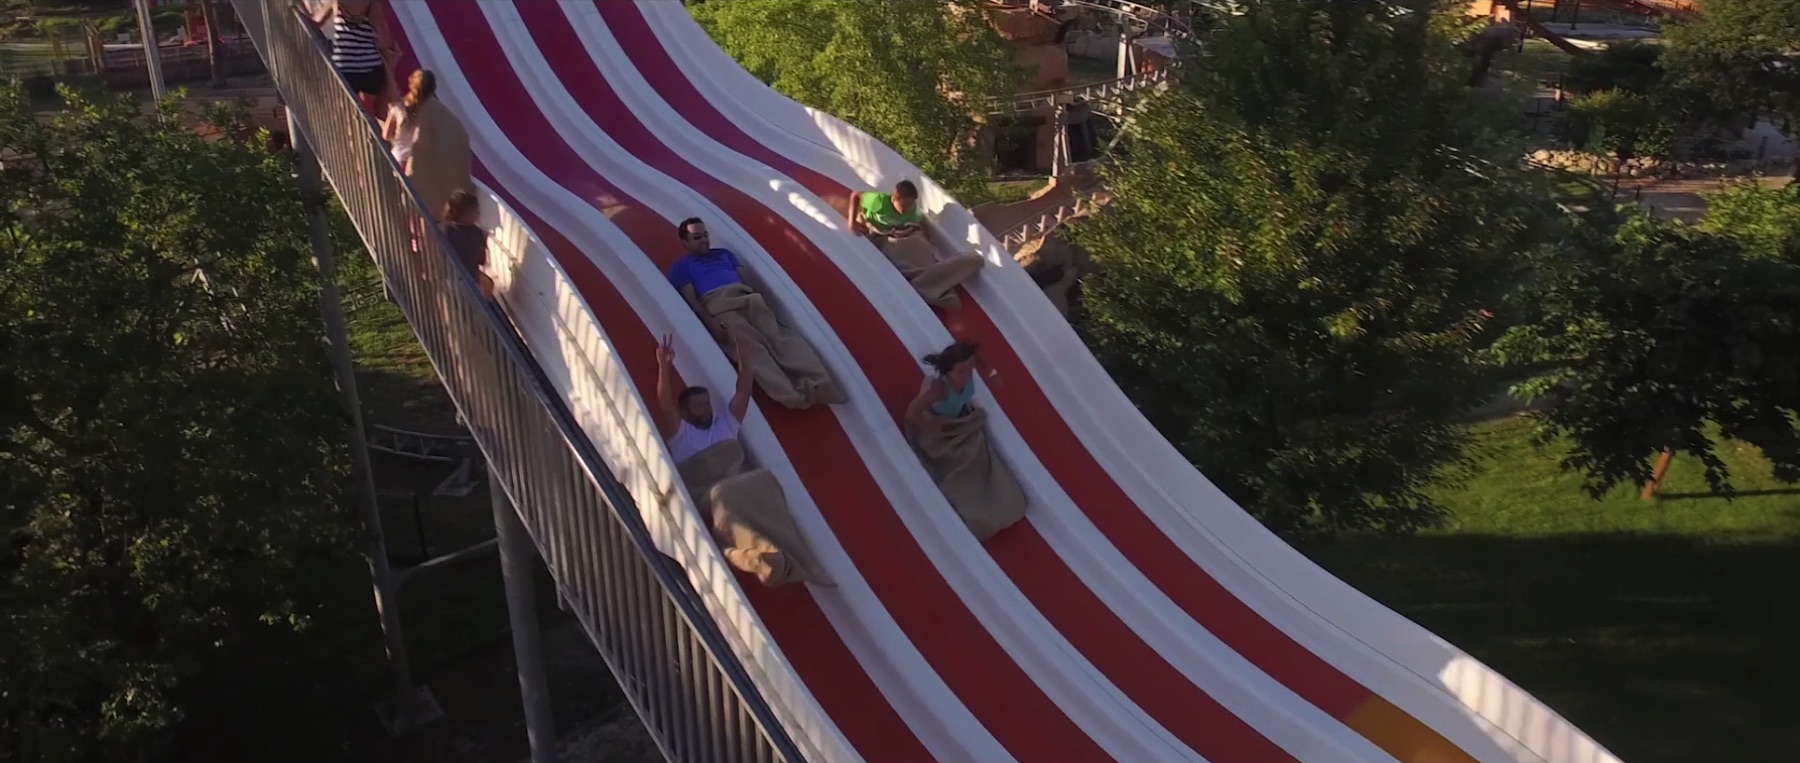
[228,2,802,762]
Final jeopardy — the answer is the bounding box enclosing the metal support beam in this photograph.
[134,0,167,101]
[1116,27,1131,80]
[289,109,438,736]
[391,538,500,588]
[494,480,558,763]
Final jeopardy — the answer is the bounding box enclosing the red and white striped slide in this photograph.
[379,2,1626,762]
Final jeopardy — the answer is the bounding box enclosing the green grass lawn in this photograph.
[1300,416,1800,763]
[986,178,1050,205]
[1492,38,1577,90]
[338,253,463,434]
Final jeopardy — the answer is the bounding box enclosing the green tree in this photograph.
[1661,0,1800,132]
[1494,211,1800,498]
[688,0,1024,202]
[0,87,354,761]
[1073,0,1542,535]
[1698,181,1800,262]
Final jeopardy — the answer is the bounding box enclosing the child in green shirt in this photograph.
[849,180,924,242]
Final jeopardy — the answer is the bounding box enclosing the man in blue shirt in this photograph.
[669,218,748,339]
[668,218,844,409]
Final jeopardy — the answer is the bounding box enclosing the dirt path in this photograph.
[1613,172,1793,222]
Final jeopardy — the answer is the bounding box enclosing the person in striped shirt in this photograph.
[311,0,398,116]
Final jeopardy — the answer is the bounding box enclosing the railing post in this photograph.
[494,479,559,763]
[288,108,439,736]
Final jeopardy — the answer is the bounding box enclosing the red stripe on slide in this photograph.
[381,13,931,763]
[545,3,1302,761]
[414,3,1110,761]
[599,0,1443,749]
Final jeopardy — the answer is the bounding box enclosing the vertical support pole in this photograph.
[289,110,433,735]
[1520,0,1536,51]
[493,479,558,763]
[135,0,167,101]
[1116,26,1130,80]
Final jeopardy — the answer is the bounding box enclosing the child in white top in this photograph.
[381,69,434,169]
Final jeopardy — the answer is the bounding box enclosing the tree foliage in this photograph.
[1494,211,1800,498]
[0,87,354,762]
[1073,0,1543,535]
[1660,0,1800,128]
[1697,181,1800,264]
[687,0,1023,202]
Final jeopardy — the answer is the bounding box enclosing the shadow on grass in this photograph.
[1658,487,1800,502]
[1298,530,1800,763]
[168,539,587,763]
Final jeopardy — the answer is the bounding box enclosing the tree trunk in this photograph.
[1640,447,1674,501]
[203,0,227,88]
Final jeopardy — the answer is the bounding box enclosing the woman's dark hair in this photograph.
[441,188,479,224]
[921,340,979,376]
[403,69,437,116]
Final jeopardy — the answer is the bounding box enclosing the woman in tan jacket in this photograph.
[383,69,471,220]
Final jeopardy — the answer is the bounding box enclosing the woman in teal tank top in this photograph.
[903,339,1029,541]
[905,340,999,424]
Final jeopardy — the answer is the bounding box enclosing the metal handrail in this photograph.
[1001,195,1092,249]
[231,2,804,761]
[993,68,1175,114]
[986,0,1197,115]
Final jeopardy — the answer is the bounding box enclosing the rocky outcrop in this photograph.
[1527,148,1775,179]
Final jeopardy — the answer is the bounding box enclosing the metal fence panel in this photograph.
[230,3,803,761]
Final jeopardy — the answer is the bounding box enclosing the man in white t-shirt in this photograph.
[656,330,755,464]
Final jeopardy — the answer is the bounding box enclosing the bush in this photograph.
[1565,41,1666,96]
[1565,88,1674,161]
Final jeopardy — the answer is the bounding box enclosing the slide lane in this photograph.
[592,2,1483,763]
[519,3,1401,763]
[624,3,1629,763]
[387,3,1177,763]
[381,10,930,763]
[452,2,1247,761]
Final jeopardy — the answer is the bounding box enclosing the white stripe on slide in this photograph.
[486,1,1202,755]
[403,2,1058,759]
[587,5,1400,763]
[627,6,1615,763]
[385,6,899,763]
[496,2,1224,759]
[543,3,1275,763]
